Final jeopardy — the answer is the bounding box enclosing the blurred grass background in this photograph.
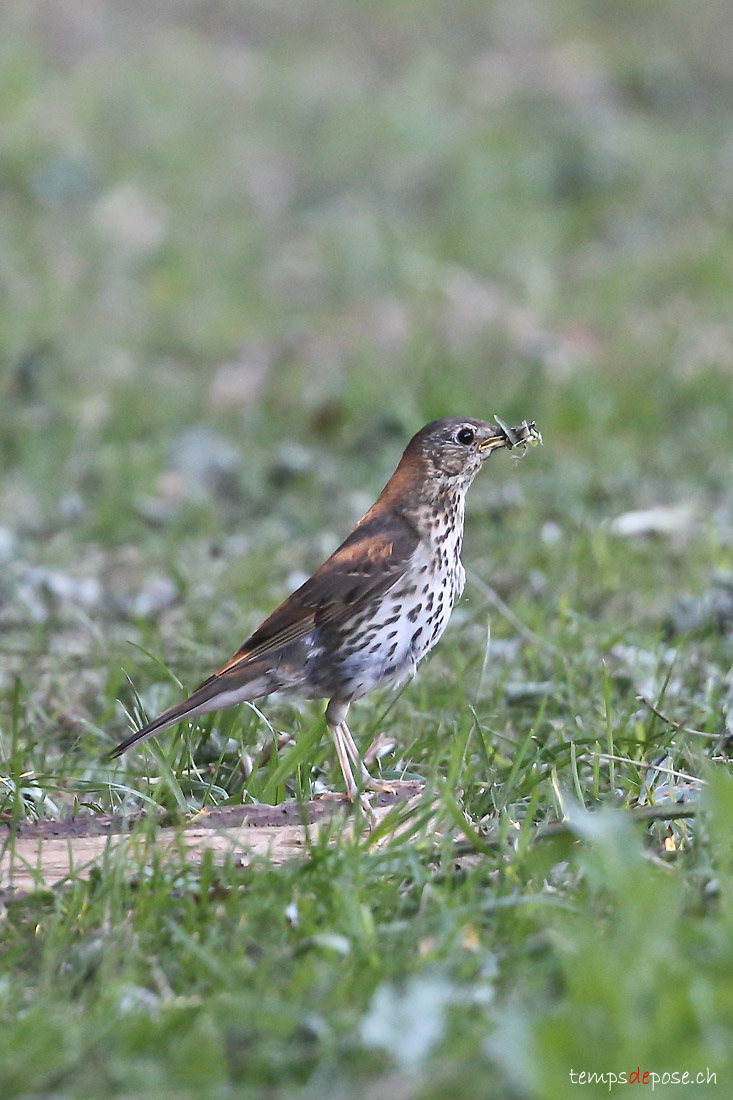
[2,1,733,1097]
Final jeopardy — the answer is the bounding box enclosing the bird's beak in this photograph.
[479,417,542,453]
[477,432,508,453]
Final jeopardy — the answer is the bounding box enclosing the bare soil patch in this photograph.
[0,782,423,898]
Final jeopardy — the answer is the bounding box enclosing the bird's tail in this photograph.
[108,667,268,758]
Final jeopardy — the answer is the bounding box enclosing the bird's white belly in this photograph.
[337,540,464,700]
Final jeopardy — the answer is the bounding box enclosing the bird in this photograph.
[110,416,540,806]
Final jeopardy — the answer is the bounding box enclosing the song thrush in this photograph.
[110,416,540,804]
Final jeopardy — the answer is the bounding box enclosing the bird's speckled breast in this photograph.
[306,490,467,701]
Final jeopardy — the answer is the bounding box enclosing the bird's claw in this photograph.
[365,777,396,795]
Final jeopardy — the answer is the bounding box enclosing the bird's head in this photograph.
[401,416,540,494]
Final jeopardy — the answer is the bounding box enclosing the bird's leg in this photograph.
[328,719,358,801]
[325,699,376,821]
[329,724,375,822]
[325,698,361,799]
[339,721,372,784]
[339,721,394,794]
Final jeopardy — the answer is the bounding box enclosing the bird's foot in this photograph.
[346,789,376,826]
[365,776,396,795]
[342,784,377,826]
[359,792,377,826]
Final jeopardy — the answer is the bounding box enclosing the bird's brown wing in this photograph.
[209,508,419,680]
[108,509,419,758]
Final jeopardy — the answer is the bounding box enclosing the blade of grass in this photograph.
[258,717,323,804]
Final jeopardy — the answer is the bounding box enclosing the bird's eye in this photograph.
[456,427,475,445]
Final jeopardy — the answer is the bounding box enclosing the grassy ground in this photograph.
[2,0,733,1096]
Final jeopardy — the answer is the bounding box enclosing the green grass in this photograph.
[2,0,733,1096]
